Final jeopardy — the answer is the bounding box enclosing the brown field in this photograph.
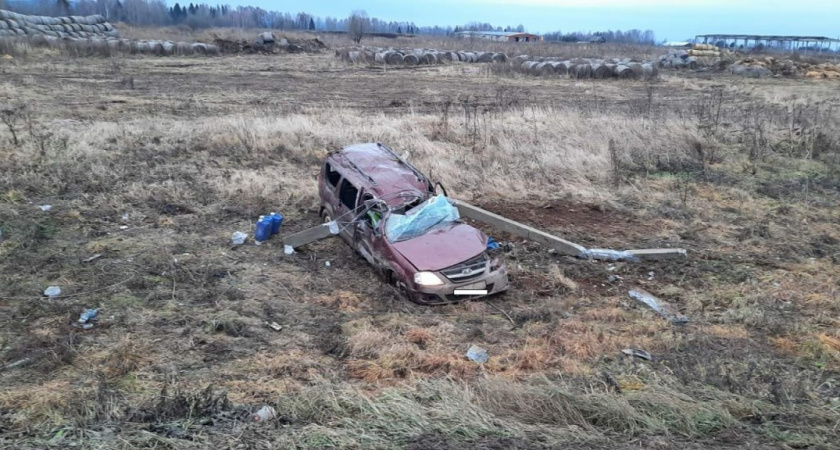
[1,35,840,449]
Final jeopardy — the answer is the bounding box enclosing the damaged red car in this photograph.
[318,143,509,305]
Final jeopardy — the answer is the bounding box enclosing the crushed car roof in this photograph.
[329,143,431,205]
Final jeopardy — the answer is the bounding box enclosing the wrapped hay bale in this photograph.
[347,50,360,63]
[403,53,420,65]
[0,20,7,30]
[162,41,174,55]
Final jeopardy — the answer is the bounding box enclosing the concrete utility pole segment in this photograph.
[452,200,687,262]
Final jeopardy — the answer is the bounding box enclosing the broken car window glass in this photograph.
[385,195,460,243]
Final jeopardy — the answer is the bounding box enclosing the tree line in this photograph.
[3,0,656,44]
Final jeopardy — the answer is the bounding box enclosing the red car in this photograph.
[318,143,509,305]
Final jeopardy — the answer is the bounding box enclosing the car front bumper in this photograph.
[409,266,509,305]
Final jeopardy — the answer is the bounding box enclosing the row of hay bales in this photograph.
[337,46,508,65]
[512,56,659,80]
[0,9,119,39]
[7,34,219,55]
[729,57,840,80]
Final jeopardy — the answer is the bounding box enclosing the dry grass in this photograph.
[1,48,839,448]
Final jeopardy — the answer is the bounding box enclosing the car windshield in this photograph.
[385,195,460,243]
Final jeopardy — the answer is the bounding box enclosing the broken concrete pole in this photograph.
[453,200,588,257]
[453,200,687,262]
[629,289,688,324]
[281,221,340,250]
[625,248,687,261]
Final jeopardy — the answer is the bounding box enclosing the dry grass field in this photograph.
[1,36,839,449]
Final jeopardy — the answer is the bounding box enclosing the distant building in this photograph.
[455,31,542,42]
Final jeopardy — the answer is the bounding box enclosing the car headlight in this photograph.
[414,271,444,286]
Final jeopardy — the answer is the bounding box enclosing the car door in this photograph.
[335,178,360,244]
[353,192,379,267]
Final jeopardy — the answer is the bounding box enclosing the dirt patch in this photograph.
[477,199,661,248]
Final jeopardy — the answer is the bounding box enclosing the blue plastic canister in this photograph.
[254,215,273,242]
[269,212,284,235]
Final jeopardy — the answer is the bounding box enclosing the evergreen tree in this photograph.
[309,17,315,30]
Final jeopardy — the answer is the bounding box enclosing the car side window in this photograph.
[325,162,341,188]
[338,179,359,210]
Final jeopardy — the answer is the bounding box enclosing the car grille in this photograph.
[441,253,487,282]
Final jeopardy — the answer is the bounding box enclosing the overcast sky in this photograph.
[219,0,839,41]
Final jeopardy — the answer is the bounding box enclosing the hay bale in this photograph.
[190,42,207,54]
[522,61,539,72]
[385,51,404,65]
[535,61,555,76]
[614,64,636,79]
[491,52,507,63]
[477,52,494,63]
[549,61,568,76]
[641,63,658,79]
[0,21,7,30]
[421,52,437,64]
[347,50,360,63]
[591,63,612,79]
[685,56,699,70]
[571,63,592,79]
[161,41,174,55]
[403,53,419,65]
[175,41,192,54]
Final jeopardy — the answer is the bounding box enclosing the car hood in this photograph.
[392,223,487,271]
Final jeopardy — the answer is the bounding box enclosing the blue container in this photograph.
[269,212,284,235]
[254,215,273,242]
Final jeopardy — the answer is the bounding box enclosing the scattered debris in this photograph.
[78,308,99,328]
[486,236,500,250]
[647,271,655,281]
[629,289,688,324]
[83,254,102,263]
[283,245,295,255]
[43,286,61,298]
[119,225,128,230]
[266,321,282,332]
[121,213,129,221]
[607,274,622,283]
[1,358,31,371]
[622,348,653,360]
[602,370,622,394]
[231,231,247,245]
[325,261,331,267]
[252,405,276,422]
[466,345,489,363]
[38,205,52,211]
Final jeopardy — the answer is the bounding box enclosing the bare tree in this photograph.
[348,10,369,44]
